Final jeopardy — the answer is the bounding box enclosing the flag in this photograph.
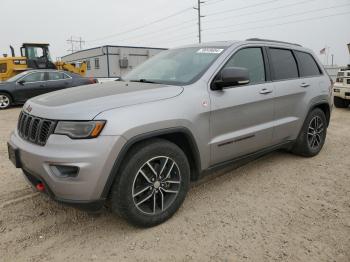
[320,48,326,55]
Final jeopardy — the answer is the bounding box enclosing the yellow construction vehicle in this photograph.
[0,43,86,81]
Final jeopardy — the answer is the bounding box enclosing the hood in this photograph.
[25,81,183,120]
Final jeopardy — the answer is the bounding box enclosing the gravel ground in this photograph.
[0,107,349,262]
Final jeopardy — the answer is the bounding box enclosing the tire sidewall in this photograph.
[112,140,190,227]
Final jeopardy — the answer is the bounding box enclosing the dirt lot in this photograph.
[0,107,349,262]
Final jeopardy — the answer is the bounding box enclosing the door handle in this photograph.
[259,88,273,94]
[300,83,310,88]
[39,85,45,88]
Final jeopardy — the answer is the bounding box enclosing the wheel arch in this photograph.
[309,101,331,126]
[101,127,202,199]
[0,90,13,102]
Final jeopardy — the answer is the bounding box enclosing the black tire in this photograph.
[0,92,12,110]
[111,138,190,227]
[292,108,327,157]
[334,97,349,108]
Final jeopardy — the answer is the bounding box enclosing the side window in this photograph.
[295,51,321,77]
[63,73,71,79]
[224,47,265,84]
[48,72,64,80]
[94,58,100,69]
[269,48,298,80]
[22,72,45,83]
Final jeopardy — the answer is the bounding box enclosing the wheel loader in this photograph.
[0,43,86,81]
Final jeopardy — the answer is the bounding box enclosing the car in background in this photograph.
[0,70,98,109]
[333,66,350,108]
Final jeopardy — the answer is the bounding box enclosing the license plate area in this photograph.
[7,142,22,168]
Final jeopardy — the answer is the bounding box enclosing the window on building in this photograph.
[86,60,91,70]
[269,48,298,81]
[94,58,100,69]
[294,51,321,77]
[224,47,266,84]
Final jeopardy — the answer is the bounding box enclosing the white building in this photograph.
[61,45,166,78]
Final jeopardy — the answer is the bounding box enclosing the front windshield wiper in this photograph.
[129,79,160,84]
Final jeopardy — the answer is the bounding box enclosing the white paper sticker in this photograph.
[197,48,224,54]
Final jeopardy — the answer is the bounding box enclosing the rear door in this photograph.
[268,47,322,144]
[209,47,275,165]
[15,72,47,101]
[46,72,73,92]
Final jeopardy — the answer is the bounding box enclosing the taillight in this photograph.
[88,77,97,84]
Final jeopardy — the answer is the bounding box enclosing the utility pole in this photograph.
[67,36,85,53]
[331,54,334,66]
[194,0,205,43]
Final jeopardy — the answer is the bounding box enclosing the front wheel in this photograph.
[111,139,190,227]
[292,108,327,157]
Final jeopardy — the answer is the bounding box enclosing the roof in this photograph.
[61,44,167,59]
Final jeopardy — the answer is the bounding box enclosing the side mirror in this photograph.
[18,80,25,85]
[212,67,250,90]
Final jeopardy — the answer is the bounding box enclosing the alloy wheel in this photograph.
[307,116,324,149]
[132,156,181,215]
[0,95,10,109]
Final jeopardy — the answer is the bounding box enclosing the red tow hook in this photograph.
[36,183,45,192]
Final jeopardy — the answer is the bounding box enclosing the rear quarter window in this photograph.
[294,51,321,77]
[269,48,298,81]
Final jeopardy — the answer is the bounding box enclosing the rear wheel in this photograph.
[292,108,327,157]
[334,97,349,108]
[0,93,11,109]
[111,139,190,227]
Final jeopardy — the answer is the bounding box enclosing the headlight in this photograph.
[54,121,106,139]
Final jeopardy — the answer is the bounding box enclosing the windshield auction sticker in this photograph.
[197,48,224,54]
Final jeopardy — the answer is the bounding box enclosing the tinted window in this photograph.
[225,48,265,84]
[63,73,71,79]
[269,48,298,80]
[22,72,45,82]
[48,72,64,80]
[295,51,321,77]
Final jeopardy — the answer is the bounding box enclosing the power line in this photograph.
[202,0,316,24]
[203,3,350,31]
[205,0,280,16]
[67,36,85,53]
[87,7,193,43]
[117,19,196,43]
[204,11,350,37]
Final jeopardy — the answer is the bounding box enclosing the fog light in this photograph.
[50,165,79,178]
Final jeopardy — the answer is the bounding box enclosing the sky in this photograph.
[1,0,349,66]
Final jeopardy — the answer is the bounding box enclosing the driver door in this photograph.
[15,72,47,102]
[209,47,275,165]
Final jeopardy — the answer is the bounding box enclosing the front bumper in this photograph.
[333,85,350,100]
[9,130,126,209]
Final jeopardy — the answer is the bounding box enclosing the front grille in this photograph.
[17,111,57,146]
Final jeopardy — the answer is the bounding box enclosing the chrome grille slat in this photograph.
[17,111,56,146]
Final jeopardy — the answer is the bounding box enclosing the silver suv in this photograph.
[8,39,332,227]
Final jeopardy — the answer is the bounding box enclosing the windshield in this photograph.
[124,47,226,85]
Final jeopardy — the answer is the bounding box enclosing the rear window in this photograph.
[269,48,298,81]
[295,51,321,77]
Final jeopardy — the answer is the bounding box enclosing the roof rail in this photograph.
[246,38,302,47]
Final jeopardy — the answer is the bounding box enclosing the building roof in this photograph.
[61,45,167,59]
